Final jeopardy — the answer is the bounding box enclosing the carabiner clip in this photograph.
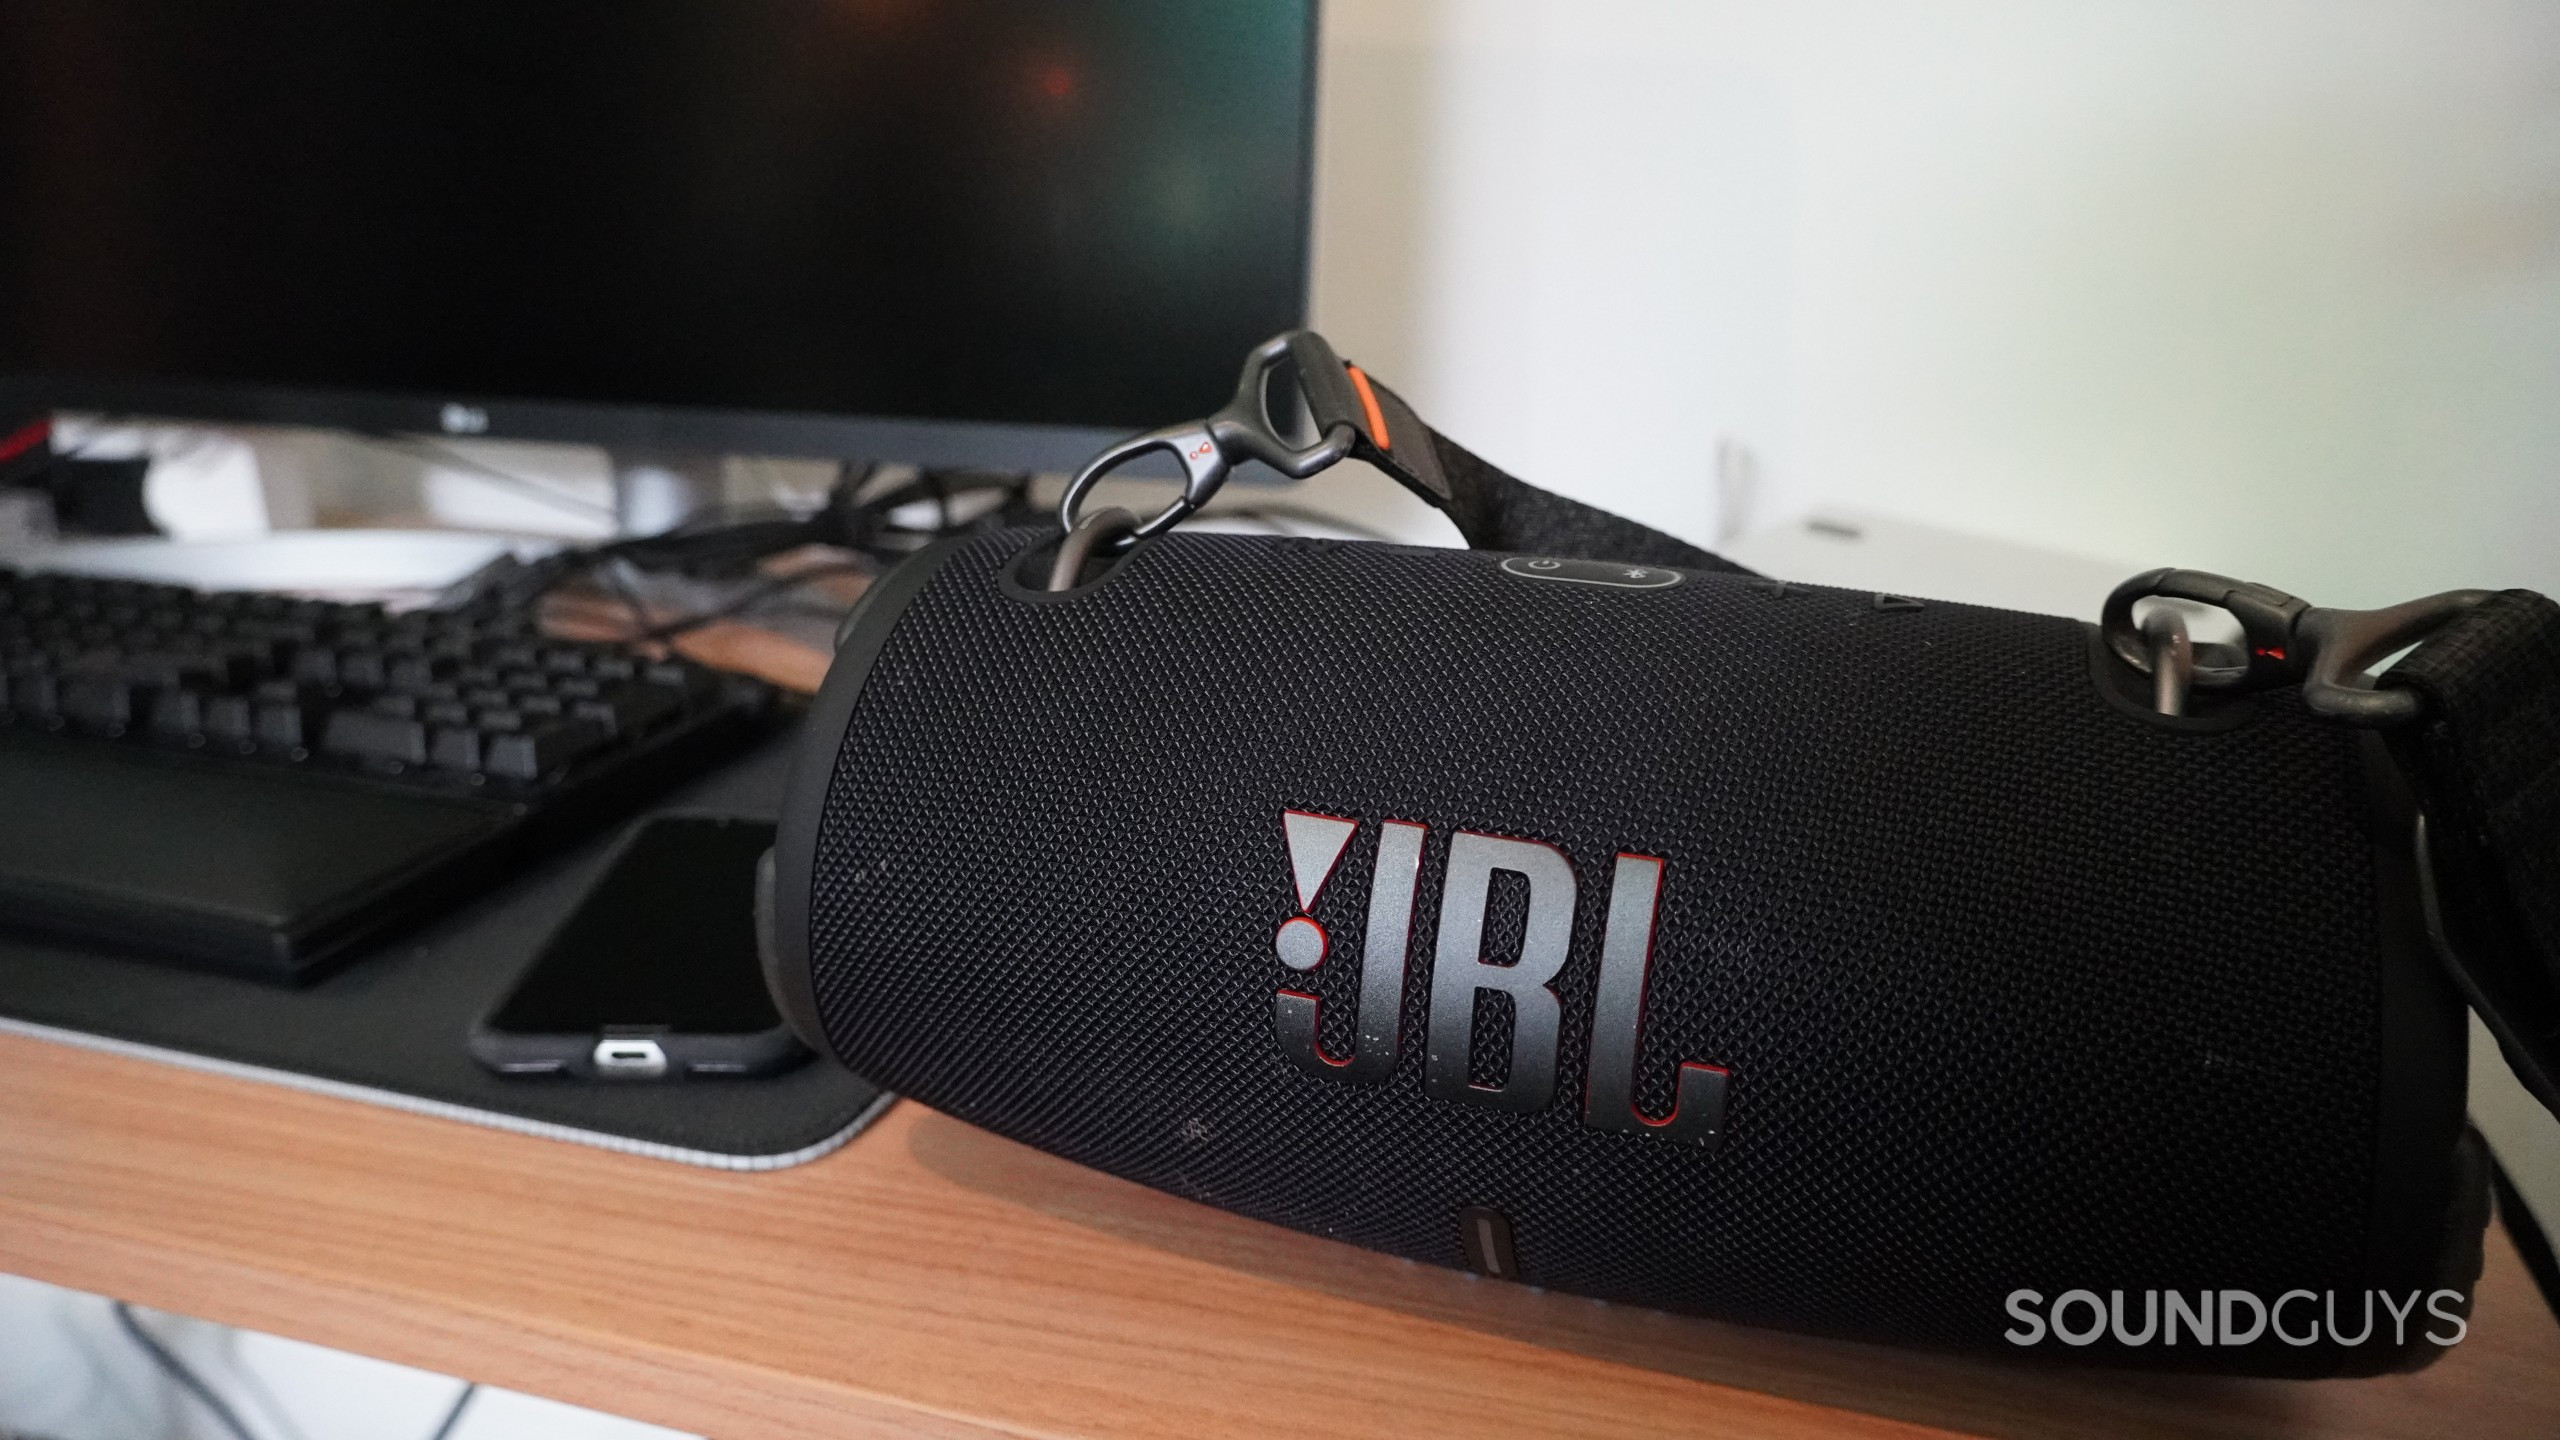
[1052,421,1238,553]
[2101,569,2312,694]
[2101,568,2494,726]
[1056,331,1370,552]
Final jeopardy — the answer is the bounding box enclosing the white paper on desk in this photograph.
[3,529,559,607]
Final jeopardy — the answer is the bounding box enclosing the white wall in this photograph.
[1309,0,2560,610]
[1311,2,2560,1238]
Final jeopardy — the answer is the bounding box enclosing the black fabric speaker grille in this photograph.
[803,530,2402,1361]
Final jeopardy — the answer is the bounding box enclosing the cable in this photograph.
[349,432,619,521]
[111,1301,259,1440]
[632,562,872,641]
[596,556,656,635]
[442,461,1037,675]
[107,1299,481,1440]
[424,1382,479,1440]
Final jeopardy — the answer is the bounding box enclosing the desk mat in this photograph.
[0,728,892,1170]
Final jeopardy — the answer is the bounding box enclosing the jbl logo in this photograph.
[1273,810,1729,1148]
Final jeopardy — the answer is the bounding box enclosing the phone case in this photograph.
[470,814,810,1081]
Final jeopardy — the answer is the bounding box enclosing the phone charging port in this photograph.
[592,1037,669,1078]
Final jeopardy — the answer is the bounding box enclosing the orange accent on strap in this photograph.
[1345,365,1390,451]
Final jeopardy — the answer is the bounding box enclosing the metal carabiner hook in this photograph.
[1055,330,1369,552]
[1053,422,1236,555]
[2140,606,2194,717]
[2100,567,2494,726]
[2101,568,2311,693]
[1044,506,1143,592]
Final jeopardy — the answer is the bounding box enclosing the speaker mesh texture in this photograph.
[802,530,2419,1368]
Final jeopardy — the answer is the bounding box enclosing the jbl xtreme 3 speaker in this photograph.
[768,526,2486,1375]
[763,333,2558,1375]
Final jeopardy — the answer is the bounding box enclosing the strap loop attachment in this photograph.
[1056,331,1366,551]
[2103,568,2495,726]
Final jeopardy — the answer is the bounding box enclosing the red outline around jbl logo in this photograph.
[1272,811,1728,1148]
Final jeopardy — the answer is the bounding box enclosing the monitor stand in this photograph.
[610,449,721,536]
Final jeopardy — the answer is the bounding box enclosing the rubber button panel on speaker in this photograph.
[1498,556,1683,590]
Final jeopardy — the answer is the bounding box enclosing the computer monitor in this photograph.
[0,1,1317,473]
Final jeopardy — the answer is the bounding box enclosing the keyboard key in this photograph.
[62,675,135,732]
[428,726,483,771]
[151,689,204,737]
[255,701,316,749]
[485,719,610,781]
[339,650,388,690]
[119,652,216,689]
[387,654,451,690]
[204,695,254,745]
[322,708,429,766]
[0,671,47,719]
[573,682,682,738]
[211,643,271,687]
[645,660,700,690]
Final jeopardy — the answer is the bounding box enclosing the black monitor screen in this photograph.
[0,1,1313,436]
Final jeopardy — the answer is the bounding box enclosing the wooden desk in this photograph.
[3,1028,2555,1440]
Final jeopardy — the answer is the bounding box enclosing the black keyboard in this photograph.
[0,566,774,981]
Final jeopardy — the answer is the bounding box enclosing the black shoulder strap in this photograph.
[1336,347,2559,1122]
[1335,369,1755,576]
[2384,592,2560,1118]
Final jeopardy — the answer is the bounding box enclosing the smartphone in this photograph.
[470,815,810,1080]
